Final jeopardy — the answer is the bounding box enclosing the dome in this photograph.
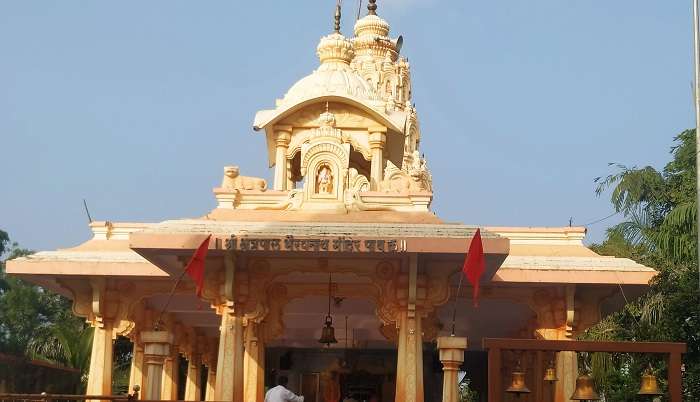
[352,7,397,62]
[279,32,382,106]
[354,14,390,38]
[281,62,381,106]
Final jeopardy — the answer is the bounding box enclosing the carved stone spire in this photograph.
[368,0,377,15]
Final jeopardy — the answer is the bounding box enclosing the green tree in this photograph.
[0,230,87,363]
[583,130,700,400]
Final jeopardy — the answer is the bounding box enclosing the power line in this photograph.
[577,211,620,227]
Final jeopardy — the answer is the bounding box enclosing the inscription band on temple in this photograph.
[224,235,406,253]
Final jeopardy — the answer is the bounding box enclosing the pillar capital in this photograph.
[436,336,468,363]
[368,130,387,148]
[141,330,175,359]
[437,336,467,402]
[275,130,292,146]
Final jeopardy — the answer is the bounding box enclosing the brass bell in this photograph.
[318,315,338,346]
[543,361,558,383]
[638,366,663,396]
[505,368,531,396]
[570,374,600,401]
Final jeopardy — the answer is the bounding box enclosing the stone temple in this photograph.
[7,2,656,401]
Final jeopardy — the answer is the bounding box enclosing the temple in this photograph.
[7,2,656,401]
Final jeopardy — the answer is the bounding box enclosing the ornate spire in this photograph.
[367,0,377,15]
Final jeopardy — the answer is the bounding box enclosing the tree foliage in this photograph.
[0,230,90,376]
[584,130,700,400]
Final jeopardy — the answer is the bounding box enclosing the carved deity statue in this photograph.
[220,166,267,191]
[316,165,334,194]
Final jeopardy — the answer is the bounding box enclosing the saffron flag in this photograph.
[462,228,485,307]
[185,235,211,297]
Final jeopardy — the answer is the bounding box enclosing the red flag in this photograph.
[185,235,211,297]
[462,228,485,307]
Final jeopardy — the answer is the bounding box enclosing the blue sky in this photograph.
[0,1,694,251]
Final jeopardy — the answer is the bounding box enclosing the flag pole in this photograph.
[450,273,464,336]
[153,268,189,330]
[694,0,700,291]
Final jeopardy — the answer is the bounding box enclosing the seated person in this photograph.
[265,376,304,402]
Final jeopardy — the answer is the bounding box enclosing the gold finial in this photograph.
[367,0,377,15]
[334,0,342,33]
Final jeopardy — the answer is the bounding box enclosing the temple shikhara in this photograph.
[7,2,657,402]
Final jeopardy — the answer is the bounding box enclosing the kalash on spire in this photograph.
[251,0,429,214]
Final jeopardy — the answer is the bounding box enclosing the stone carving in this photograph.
[221,166,267,191]
[255,189,304,211]
[379,158,431,193]
[316,165,334,194]
[407,151,432,192]
[348,168,370,192]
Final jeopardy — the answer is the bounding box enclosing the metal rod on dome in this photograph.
[357,0,363,21]
[334,0,343,33]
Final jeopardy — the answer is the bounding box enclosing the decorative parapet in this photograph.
[486,226,587,245]
[90,221,151,240]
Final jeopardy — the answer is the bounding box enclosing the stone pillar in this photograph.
[395,310,424,402]
[244,322,266,402]
[128,342,145,398]
[215,307,245,402]
[161,351,179,400]
[141,331,175,400]
[555,351,577,402]
[368,128,387,190]
[273,127,292,191]
[185,351,203,401]
[86,322,114,395]
[286,159,295,190]
[205,368,217,401]
[436,336,467,402]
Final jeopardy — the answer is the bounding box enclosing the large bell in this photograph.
[318,316,338,346]
[505,369,531,395]
[638,367,663,396]
[543,362,558,383]
[570,374,601,401]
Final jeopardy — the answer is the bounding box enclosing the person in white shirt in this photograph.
[265,376,304,402]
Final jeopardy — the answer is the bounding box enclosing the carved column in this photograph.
[394,253,424,402]
[533,285,578,402]
[436,337,467,402]
[205,368,217,401]
[395,310,424,402]
[86,322,114,395]
[273,126,292,191]
[161,351,179,400]
[243,322,266,402]
[368,127,387,190]
[214,307,245,402]
[128,342,145,399]
[185,350,202,401]
[141,330,175,400]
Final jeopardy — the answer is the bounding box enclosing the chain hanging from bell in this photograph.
[638,365,663,396]
[570,373,601,401]
[543,359,558,383]
[505,360,531,396]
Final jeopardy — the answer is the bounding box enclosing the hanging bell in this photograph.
[505,369,531,395]
[318,315,338,346]
[570,374,601,401]
[543,361,558,383]
[638,366,663,396]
